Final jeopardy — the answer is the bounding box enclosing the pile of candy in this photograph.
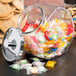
[21,18,73,59]
[10,57,56,75]
[67,6,76,37]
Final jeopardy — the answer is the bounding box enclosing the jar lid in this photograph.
[2,28,24,62]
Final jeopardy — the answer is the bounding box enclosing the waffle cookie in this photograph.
[0,0,24,44]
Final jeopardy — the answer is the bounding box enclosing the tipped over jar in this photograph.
[18,4,74,59]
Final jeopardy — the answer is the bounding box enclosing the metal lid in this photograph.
[2,28,24,62]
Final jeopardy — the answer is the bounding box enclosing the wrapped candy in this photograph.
[10,64,20,70]
[45,61,56,69]
[32,61,45,66]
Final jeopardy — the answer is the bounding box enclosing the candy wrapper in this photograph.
[18,5,74,59]
[10,58,48,75]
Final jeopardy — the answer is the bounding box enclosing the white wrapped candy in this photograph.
[37,66,48,74]
[32,61,45,67]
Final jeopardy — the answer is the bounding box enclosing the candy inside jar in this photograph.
[18,5,74,59]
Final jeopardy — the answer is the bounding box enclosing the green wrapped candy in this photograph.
[52,34,57,40]
[32,58,40,61]
[11,64,20,70]
[20,59,27,64]
[39,36,45,43]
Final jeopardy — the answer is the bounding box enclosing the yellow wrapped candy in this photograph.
[55,18,59,24]
[66,34,72,41]
[24,44,30,51]
[43,47,49,52]
[40,22,48,32]
[45,40,55,45]
[45,61,56,69]
[66,36,71,41]
[55,39,61,44]
[57,42,65,48]
[59,22,67,30]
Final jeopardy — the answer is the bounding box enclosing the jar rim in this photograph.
[17,5,44,34]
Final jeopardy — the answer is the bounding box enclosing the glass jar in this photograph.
[17,4,74,59]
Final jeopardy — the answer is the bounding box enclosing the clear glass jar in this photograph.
[17,4,74,59]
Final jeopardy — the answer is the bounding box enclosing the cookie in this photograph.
[0,33,4,39]
[0,0,13,3]
[11,14,20,27]
[12,0,24,11]
[0,2,12,18]
[14,9,22,14]
[10,5,16,13]
[0,12,14,20]
[0,39,2,44]
[0,21,8,33]
[0,14,20,33]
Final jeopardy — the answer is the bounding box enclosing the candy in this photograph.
[30,67,38,74]
[59,22,67,30]
[45,40,55,45]
[32,61,45,66]
[38,53,45,58]
[20,64,26,69]
[48,36,52,40]
[26,67,32,75]
[61,38,65,41]
[51,34,57,40]
[38,35,45,43]
[56,39,61,44]
[32,57,40,62]
[40,22,48,32]
[36,26,41,33]
[66,36,72,41]
[57,42,65,48]
[37,66,48,74]
[21,22,29,32]
[19,59,28,64]
[46,53,54,58]
[55,18,58,24]
[67,24,73,35]
[10,64,20,70]
[48,49,53,54]
[23,18,73,59]
[45,61,56,69]
[23,63,32,69]
[48,48,57,54]
[40,27,46,32]
[44,31,49,40]
[73,18,76,21]
[31,23,38,29]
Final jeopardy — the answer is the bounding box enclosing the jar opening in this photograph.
[17,5,44,34]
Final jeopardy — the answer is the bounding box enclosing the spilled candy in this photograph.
[45,61,56,69]
[19,59,28,64]
[10,64,20,70]
[30,67,38,74]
